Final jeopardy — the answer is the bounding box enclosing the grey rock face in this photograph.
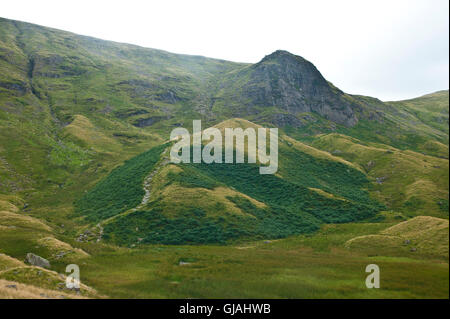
[255,112,305,128]
[232,50,359,127]
[0,81,28,96]
[25,253,50,268]
[133,115,171,127]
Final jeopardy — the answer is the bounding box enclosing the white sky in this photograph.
[1,0,448,101]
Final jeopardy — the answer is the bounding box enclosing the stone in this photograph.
[55,251,67,259]
[179,261,191,266]
[25,253,50,268]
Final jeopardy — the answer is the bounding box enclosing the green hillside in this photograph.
[0,17,448,298]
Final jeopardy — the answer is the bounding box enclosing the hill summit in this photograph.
[214,49,359,126]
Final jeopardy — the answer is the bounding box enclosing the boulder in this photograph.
[25,253,50,268]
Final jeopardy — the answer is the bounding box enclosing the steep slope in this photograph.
[75,119,384,246]
[336,91,449,153]
[390,90,449,135]
[0,197,96,298]
[0,17,242,233]
[1,17,447,163]
[0,17,448,299]
[311,133,449,217]
[0,17,447,234]
[212,50,359,126]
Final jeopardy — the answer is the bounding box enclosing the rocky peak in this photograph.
[259,50,308,64]
[236,50,358,127]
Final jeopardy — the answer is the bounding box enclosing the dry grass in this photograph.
[0,253,25,271]
[152,163,266,215]
[0,200,19,213]
[405,179,447,201]
[157,183,263,218]
[0,210,52,232]
[382,216,449,249]
[37,237,90,259]
[63,114,120,153]
[213,118,263,132]
[283,135,361,171]
[312,133,449,217]
[308,188,348,201]
[0,266,101,298]
[345,216,449,259]
[0,279,89,299]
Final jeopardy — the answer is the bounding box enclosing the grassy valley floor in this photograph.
[76,222,448,299]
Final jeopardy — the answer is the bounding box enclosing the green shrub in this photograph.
[74,143,167,221]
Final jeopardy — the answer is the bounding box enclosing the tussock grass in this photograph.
[312,133,449,217]
[0,253,25,271]
[0,210,52,232]
[63,114,120,153]
[0,266,99,298]
[0,279,88,299]
[345,216,449,259]
[37,237,89,259]
[80,222,448,298]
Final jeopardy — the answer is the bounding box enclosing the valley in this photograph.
[0,17,448,299]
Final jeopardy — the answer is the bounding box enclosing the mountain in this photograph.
[210,50,359,126]
[1,17,447,149]
[0,17,448,298]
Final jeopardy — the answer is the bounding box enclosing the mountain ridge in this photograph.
[0,16,448,299]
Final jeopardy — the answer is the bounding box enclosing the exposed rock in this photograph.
[133,115,171,127]
[0,80,28,96]
[257,113,304,128]
[76,225,103,243]
[229,50,359,127]
[25,253,50,268]
[55,251,67,259]
[179,261,191,266]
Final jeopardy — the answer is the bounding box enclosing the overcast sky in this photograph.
[2,0,448,101]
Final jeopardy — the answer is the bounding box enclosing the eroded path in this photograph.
[136,149,170,210]
[79,148,170,243]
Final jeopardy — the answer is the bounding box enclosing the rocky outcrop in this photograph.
[25,253,50,269]
[133,115,171,127]
[223,50,359,127]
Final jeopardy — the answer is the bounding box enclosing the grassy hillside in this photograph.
[0,17,448,298]
[73,119,384,246]
[0,196,98,298]
[389,90,449,136]
[74,143,167,222]
[345,216,449,260]
[311,133,449,218]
